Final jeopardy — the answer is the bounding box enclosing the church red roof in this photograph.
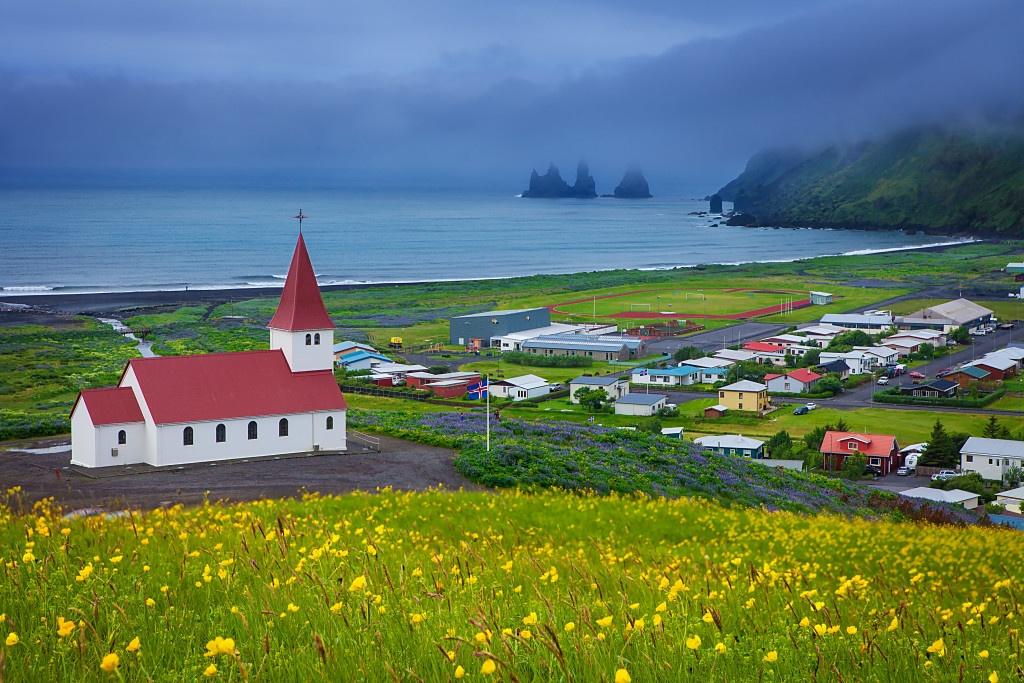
[73,387,144,425]
[125,350,346,424]
[268,234,334,331]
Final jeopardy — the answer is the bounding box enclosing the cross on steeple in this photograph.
[294,209,307,232]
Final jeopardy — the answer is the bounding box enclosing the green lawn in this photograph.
[460,359,620,384]
[988,393,1024,412]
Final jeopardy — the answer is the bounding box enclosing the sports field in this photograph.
[552,287,810,319]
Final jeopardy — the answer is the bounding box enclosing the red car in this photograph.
[909,371,926,383]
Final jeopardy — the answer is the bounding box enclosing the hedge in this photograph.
[872,387,1006,408]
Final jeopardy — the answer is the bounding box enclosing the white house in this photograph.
[960,437,1024,482]
[713,349,757,363]
[763,368,823,394]
[489,374,551,401]
[568,375,629,404]
[853,345,900,366]
[819,350,878,375]
[760,333,812,349]
[678,357,733,384]
[898,487,980,510]
[71,234,347,469]
[996,486,1024,514]
[692,435,765,458]
[795,323,845,347]
[631,366,700,386]
[613,393,667,416]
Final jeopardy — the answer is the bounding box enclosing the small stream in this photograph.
[98,318,158,358]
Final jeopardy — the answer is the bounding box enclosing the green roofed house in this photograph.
[1006,262,1024,274]
[941,364,992,389]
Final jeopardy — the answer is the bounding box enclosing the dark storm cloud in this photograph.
[0,0,1020,189]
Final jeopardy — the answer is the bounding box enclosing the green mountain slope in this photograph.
[718,128,1024,235]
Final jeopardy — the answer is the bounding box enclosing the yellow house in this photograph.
[717,380,769,413]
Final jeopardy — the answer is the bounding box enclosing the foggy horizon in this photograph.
[2,0,1023,191]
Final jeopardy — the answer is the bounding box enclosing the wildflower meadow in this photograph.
[1,487,1020,681]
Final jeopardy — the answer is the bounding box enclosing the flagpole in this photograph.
[485,374,491,452]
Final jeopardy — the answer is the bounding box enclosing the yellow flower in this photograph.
[287,603,300,613]
[76,563,94,582]
[100,653,120,673]
[799,617,810,628]
[145,598,156,607]
[204,636,236,657]
[652,614,662,627]
[989,672,998,683]
[109,555,123,564]
[597,616,613,628]
[126,637,141,653]
[715,642,727,654]
[979,650,990,659]
[655,601,667,613]
[926,638,946,658]
[702,611,714,624]
[686,634,701,650]
[348,575,367,592]
[522,612,538,625]
[763,650,778,663]
[520,629,532,640]
[454,665,465,679]
[887,617,899,632]
[615,668,632,683]
[5,632,19,647]
[813,623,827,637]
[481,659,496,675]
[564,622,575,632]
[846,626,857,635]
[57,617,75,638]
[203,663,218,677]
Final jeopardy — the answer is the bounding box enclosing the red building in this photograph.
[819,431,901,476]
[405,371,481,397]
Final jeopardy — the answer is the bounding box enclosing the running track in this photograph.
[548,289,812,319]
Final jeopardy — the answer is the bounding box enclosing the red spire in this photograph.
[268,234,334,331]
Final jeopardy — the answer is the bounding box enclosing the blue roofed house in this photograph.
[337,349,392,371]
[631,365,700,386]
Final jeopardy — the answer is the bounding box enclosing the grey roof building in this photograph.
[449,307,550,346]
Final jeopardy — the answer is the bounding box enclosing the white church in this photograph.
[70,233,348,468]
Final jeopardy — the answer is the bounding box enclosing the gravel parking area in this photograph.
[0,435,477,510]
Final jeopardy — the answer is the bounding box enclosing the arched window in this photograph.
[305,333,312,346]
[326,416,334,430]
[183,426,194,446]
[279,418,289,437]
[247,421,258,440]
[314,332,321,345]
[117,429,127,445]
[216,423,226,443]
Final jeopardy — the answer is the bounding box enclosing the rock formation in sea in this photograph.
[612,168,652,198]
[522,161,597,198]
[709,193,723,214]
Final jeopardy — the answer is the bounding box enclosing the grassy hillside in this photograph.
[1,489,1018,681]
[719,127,1024,235]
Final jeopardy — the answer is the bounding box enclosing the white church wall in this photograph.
[151,410,346,467]
[70,401,146,468]
[70,402,97,468]
[271,328,335,372]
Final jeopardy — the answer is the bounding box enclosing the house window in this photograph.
[305,333,312,346]
[279,418,289,437]
[183,426,194,446]
[117,429,127,445]
[738,403,743,410]
[314,333,321,345]
[248,421,258,440]
[966,454,973,462]
[848,443,859,451]
[869,457,881,466]
[216,423,226,443]
[326,416,334,430]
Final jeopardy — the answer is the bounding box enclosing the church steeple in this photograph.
[269,227,335,372]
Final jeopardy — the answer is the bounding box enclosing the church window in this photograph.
[314,333,321,345]
[183,426,194,446]
[326,416,334,430]
[117,430,127,445]
[305,333,312,346]
[248,421,258,440]
[279,418,289,437]
[216,423,226,443]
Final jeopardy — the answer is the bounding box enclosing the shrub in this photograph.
[502,351,592,368]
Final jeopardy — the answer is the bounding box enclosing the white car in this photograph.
[804,402,818,411]
[931,470,958,482]
[896,466,911,476]
[876,376,889,386]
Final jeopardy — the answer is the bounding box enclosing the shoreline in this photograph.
[0,237,980,315]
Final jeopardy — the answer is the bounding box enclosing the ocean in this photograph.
[0,187,962,294]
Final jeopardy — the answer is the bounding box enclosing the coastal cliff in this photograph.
[611,168,652,198]
[718,127,1024,235]
[522,161,597,198]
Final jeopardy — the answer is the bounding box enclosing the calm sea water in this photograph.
[0,187,956,293]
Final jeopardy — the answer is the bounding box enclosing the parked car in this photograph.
[909,371,925,380]
[864,465,883,478]
[931,469,958,482]
[876,376,890,386]
[896,466,911,476]
[792,405,809,416]
[804,402,818,411]
[998,322,1015,330]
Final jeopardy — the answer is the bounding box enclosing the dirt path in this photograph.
[0,435,478,511]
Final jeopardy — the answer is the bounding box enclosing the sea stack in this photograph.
[613,168,652,198]
[709,193,723,213]
[522,163,572,198]
[570,161,597,198]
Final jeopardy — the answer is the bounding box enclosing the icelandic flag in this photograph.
[467,378,489,400]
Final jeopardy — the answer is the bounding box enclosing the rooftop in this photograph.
[73,387,144,425]
[268,234,334,332]
[819,431,897,457]
[497,374,549,389]
[912,298,992,324]
[452,307,546,319]
[960,437,1024,459]
[720,380,767,392]
[615,393,667,406]
[898,487,979,504]
[693,434,765,450]
[821,313,893,325]
[570,375,624,386]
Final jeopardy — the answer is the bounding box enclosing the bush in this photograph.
[502,351,593,368]
[873,387,1005,408]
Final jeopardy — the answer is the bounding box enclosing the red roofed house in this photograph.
[71,233,347,468]
[763,368,823,394]
[819,431,901,476]
[741,341,788,366]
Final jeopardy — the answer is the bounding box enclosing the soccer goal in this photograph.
[629,303,652,312]
[684,292,706,301]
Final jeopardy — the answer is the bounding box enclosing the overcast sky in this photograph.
[1,0,1021,191]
